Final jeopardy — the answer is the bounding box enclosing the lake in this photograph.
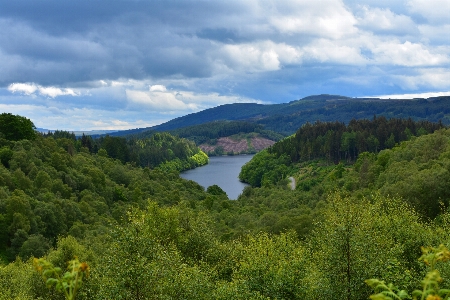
[180,154,254,200]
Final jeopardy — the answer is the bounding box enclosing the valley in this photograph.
[2,97,450,299]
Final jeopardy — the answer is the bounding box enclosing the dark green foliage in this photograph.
[207,184,228,198]
[0,146,13,168]
[43,130,76,141]
[0,113,36,141]
[98,135,129,163]
[269,117,443,165]
[239,150,291,187]
[0,128,209,263]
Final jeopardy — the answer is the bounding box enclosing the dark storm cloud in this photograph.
[0,0,245,86]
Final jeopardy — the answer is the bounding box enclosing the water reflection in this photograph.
[180,155,254,200]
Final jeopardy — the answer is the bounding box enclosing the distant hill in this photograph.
[150,94,349,133]
[37,128,119,136]
[96,94,450,137]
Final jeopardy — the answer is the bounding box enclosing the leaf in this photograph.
[369,293,394,300]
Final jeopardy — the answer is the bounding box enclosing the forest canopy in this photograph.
[2,114,450,300]
[0,113,36,141]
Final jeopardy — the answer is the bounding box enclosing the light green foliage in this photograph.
[0,128,212,262]
[306,193,432,300]
[367,245,450,300]
[157,150,209,172]
[34,257,89,300]
[215,232,307,299]
[95,202,215,299]
[0,258,36,300]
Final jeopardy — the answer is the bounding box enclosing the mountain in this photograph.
[98,94,450,137]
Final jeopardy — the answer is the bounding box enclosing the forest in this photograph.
[3,112,450,299]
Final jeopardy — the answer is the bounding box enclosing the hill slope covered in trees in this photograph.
[4,113,450,299]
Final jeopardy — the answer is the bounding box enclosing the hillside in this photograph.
[102,94,450,138]
[199,136,275,155]
[5,113,450,300]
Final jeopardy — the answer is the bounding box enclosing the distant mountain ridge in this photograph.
[93,94,450,137]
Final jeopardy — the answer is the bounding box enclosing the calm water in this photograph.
[180,155,254,200]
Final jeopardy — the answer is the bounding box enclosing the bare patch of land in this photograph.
[200,137,275,154]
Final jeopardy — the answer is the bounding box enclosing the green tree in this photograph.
[0,113,36,141]
[306,193,431,300]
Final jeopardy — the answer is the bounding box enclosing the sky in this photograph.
[0,0,449,131]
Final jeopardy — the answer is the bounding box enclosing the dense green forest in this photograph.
[240,117,443,188]
[44,130,208,172]
[3,113,450,299]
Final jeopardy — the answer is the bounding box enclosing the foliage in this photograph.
[269,117,443,165]
[0,113,36,141]
[0,131,210,262]
[239,150,291,187]
[366,244,450,300]
[4,113,450,300]
[34,257,89,300]
[304,193,432,300]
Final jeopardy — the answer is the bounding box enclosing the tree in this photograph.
[0,113,36,141]
[306,193,431,300]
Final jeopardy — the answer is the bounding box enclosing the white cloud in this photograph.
[407,0,450,24]
[126,89,194,111]
[268,0,357,39]
[219,41,302,72]
[371,41,449,66]
[303,39,366,65]
[418,24,450,44]
[375,91,450,99]
[391,68,450,90]
[126,84,263,112]
[149,85,167,92]
[356,6,418,35]
[8,83,79,98]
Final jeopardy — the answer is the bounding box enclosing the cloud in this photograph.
[407,0,450,24]
[126,90,194,111]
[268,0,357,39]
[0,103,163,131]
[375,91,450,99]
[392,68,450,90]
[0,1,449,130]
[371,41,449,66]
[356,6,418,35]
[219,41,301,72]
[303,39,366,65]
[126,84,262,112]
[8,83,79,98]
